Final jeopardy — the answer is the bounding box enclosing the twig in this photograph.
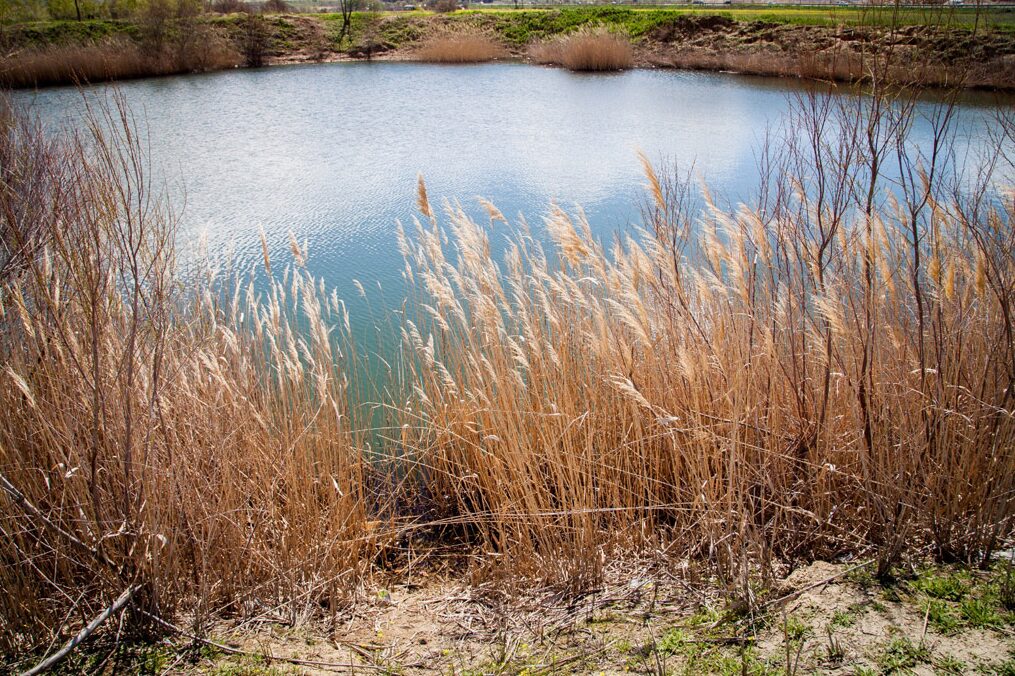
[919,603,930,650]
[0,471,112,568]
[21,584,139,676]
[760,559,875,611]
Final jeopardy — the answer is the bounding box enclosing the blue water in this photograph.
[13,61,1012,326]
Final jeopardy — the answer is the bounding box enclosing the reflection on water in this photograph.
[14,61,1011,324]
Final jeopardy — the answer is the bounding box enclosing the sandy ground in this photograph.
[164,559,1015,674]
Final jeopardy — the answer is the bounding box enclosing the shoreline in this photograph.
[3,7,1015,90]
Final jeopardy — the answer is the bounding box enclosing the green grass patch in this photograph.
[924,598,963,635]
[877,637,932,674]
[934,653,966,675]
[960,597,1006,630]
[4,18,138,48]
[914,569,971,602]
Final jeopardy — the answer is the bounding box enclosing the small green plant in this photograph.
[994,561,1015,612]
[934,654,966,675]
[784,615,811,642]
[681,646,779,676]
[877,637,931,674]
[687,605,723,628]
[830,610,856,628]
[658,627,691,656]
[915,571,970,602]
[961,598,1004,629]
[924,598,962,634]
[978,656,1015,676]
[824,626,845,665]
[846,568,876,590]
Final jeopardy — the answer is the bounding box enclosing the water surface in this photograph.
[14,61,1011,322]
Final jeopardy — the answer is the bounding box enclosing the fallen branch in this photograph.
[21,584,139,676]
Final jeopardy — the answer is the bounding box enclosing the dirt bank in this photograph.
[3,9,1015,89]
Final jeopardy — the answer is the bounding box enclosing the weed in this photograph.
[915,571,970,602]
[656,628,686,657]
[994,562,1015,612]
[877,637,932,674]
[924,599,962,635]
[824,626,845,665]
[934,654,966,675]
[961,598,1005,630]
[830,610,856,629]
[784,616,811,642]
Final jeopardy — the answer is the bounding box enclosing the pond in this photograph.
[13,61,1013,326]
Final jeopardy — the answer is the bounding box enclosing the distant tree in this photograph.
[241,12,271,66]
[210,0,248,12]
[337,0,363,42]
[262,0,289,12]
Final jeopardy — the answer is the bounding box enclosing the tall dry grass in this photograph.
[396,89,1015,592]
[531,27,633,72]
[0,99,382,655]
[0,33,240,88]
[2,70,1015,660]
[416,28,506,64]
[662,47,1010,90]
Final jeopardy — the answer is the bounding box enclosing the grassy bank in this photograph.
[3,5,1015,87]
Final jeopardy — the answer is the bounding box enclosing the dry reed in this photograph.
[396,89,1015,591]
[662,47,1009,90]
[2,68,1014,660]
[416,28,507,64]
[0,35,240,88]
[0,98,381,655]
[530,26,633,72]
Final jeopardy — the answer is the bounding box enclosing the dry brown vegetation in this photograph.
[0,36,240,88]
[2,73,1015,667]
[0,98,382,655]
[655,46,1015,90]
[396,86,1015,590]
[530,26,633,72]
[415,28,506,64]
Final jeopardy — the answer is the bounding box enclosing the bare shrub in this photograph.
[210,0,250,13]
[239,13,272,67]
[429,0,459,13]
[261,0,290,13]
[531,26,633,72]
[0,104,67,286]
[416,28,506,63]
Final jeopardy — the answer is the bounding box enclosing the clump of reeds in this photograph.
[0,98,381,656]
[530,26,633,72]
[662,46,990,89]
[397,90,1015,591]
[0,33,240,88]
[415,27,507,64]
